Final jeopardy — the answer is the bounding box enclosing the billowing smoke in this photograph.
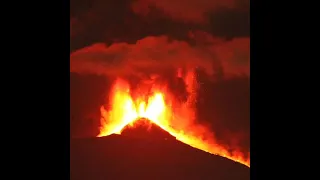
[70,35,249,79]
[131,0,241,23]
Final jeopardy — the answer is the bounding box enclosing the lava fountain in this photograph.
[97,70,250,167]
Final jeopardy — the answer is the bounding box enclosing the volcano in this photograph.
[97,78,250,167]
[70,119,250,180]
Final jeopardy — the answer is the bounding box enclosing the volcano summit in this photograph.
[120,118,177,141]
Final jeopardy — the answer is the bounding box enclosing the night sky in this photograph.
[70,0,250,154]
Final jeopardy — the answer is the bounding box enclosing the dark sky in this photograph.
[70,0,250,153]
[70,0,249,51]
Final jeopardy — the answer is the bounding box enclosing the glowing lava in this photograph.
[98,71,250,167]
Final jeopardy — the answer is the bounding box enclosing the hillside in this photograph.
[71,119,250,180]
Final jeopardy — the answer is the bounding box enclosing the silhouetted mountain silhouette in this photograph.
[71,118,250,180]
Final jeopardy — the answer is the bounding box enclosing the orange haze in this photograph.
[97,70,250,167]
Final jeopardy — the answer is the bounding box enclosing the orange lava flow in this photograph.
[97,72,250,168]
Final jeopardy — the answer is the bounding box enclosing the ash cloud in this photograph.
[70,35,249,79]
[70,0,249,52]
[131,0,244,23]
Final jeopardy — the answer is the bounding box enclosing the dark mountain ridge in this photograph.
[71,119,250,180]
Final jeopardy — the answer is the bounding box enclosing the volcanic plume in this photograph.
[97,69,250,167]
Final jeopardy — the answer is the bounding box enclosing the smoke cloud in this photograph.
[70,35,249,79]
[131,0,247,23]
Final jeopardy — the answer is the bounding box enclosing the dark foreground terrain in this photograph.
[70,119,250,180]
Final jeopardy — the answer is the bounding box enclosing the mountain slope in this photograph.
[71,120,250,180]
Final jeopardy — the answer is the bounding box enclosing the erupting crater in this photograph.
[120,118,176,141]
[97,71,250,167]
